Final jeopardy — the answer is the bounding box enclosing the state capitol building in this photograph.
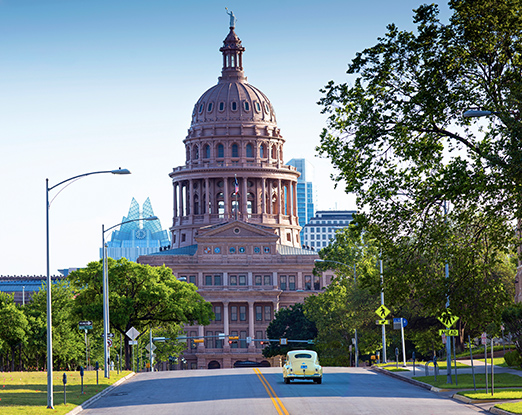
[139,17,333,369]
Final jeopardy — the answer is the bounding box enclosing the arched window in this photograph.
[186,146,190,161]
[271,145,277,160]
[246,143,253,158]
[194,145,199,160]
[217,144,224,158]
[232,143,239,158]
[194,194,199,215]
[204,144,210,159]
[260,144,266,158]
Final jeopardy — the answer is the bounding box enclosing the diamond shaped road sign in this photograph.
[145,343,157,352]
[437,311,459,328]
[375,305,391,319]
[126,327,140,341]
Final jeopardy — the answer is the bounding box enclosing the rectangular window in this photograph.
[311,234,315,240]
[231,306,238,321]
[264,305,271,321]
[256,306,262,321]
[216,336,223,349]
[205,275,213,285]
[240,330,247,348]
[255,275,262,285]
[305,275,312,290]
[214,306,222,321]
[189,275,196,284]
[214,274,222,285]
[289,275,296,291]
[256,330,264,348]
[206,331,213,348]
[230,275,237,286]
[240,306,246,321]
[231,330,238,349]
[239,275,246,286]
[280,275,287,291]
[264,275,271,285]
[314,275,321,290]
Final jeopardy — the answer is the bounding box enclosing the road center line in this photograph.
[253,368,289,415]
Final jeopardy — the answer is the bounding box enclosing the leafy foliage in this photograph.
[69,258,213,369]
[262,303,317,358]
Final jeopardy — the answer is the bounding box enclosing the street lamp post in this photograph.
[314,259,359,367]
[46,168,130,409]
[101,215,158,379]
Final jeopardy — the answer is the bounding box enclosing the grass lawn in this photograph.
[458,389,522,400]
[411,373,522,389]
[496,402,522,414]
[476,357,508,367]
[419,361,470,369]
[0,370,133,415]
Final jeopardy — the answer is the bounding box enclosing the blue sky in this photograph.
[0,0,451,275]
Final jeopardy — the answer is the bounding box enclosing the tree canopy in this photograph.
[69,258,213,369]
[318,0,522,233]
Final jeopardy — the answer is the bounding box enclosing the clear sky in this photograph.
[0,0,451,276]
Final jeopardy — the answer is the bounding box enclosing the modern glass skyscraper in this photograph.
[101,197,171,261]
[286,158,316,233]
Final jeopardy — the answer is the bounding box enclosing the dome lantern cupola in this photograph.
[219,11,246,82]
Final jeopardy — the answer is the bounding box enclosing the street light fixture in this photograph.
[46,168,130,409]
[462,109,499,118]
[101,215,158,379]
[314,259,359,367]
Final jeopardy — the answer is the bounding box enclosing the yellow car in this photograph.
[283,350,322,384]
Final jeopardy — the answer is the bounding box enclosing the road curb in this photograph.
[371,367,434,391]
[65,372,136,415]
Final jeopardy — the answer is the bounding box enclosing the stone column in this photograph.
[189,179,194,216]
[261,177,266,214]
[205,177,210,217]
[173,182,178,219]
[179,182,184,217]
[242,176,248,216]
[247,271,253,287]
[224,177,230,218]
[293,181,298,218]
[277,179,282,215]
[248,301,256,351]
[223,301,231,352]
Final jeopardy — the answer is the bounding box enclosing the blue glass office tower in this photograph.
[101,197,171,261]
[286,159,315,232]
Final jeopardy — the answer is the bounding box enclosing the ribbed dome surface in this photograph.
[191,81,277,126]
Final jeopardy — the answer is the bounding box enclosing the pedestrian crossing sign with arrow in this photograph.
[375,305,390,319]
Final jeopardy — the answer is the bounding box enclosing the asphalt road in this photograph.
[81,367,486,415]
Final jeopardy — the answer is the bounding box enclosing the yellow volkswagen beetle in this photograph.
[283,350,322,384]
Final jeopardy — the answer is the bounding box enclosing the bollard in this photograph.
[116,354,120,375]
[395,348,399,369]
[80,366,84,394]
[62,373,67,405]
[95,361,99,385]
[412,352,416,376]
[433,356,438,381]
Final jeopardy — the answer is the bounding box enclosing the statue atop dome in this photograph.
[225,7,236,28]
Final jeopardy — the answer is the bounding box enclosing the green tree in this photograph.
[69,258,213,370]
[0,292,28,371]
[262,303,317,358]
[24,281,85,370]
[502,303,522,357]
[318,1,522,229]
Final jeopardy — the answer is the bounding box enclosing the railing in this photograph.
[171,160,298,173]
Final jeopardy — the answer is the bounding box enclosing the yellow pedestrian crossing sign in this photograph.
[375,305,390,319]
[437,311,459,328]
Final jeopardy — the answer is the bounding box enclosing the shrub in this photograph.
[504,351,522,368]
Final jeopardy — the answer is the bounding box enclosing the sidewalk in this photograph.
[372,361,522,415]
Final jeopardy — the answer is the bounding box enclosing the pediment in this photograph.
[195,220,278,242]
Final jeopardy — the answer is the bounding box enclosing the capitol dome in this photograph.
[189,28,277,128]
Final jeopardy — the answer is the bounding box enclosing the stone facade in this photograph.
[139,24,330,369]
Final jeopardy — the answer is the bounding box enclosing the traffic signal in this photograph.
[228,336,239,345]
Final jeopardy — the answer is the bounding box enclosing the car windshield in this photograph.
[293,353,312,359]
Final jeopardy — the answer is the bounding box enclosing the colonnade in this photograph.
[172,176,298,219]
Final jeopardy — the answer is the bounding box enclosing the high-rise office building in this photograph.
[301,210,356,250]
[286,158,315,234]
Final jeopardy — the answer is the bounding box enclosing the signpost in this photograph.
[126,327,140,373]
[393,318,408,367]
[438,311,459,384]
